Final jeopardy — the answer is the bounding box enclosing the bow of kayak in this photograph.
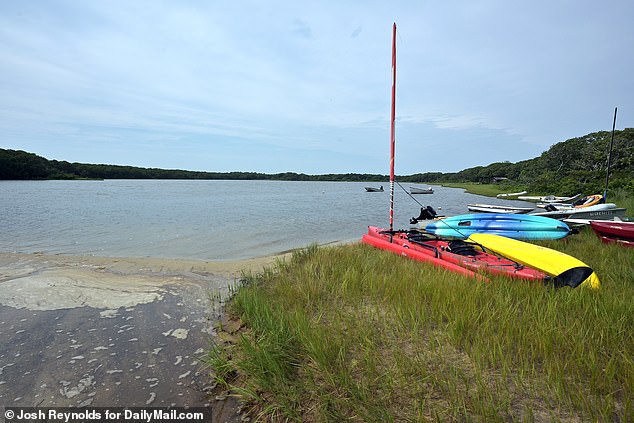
[468,233,600,289]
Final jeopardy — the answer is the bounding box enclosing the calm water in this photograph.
[0,180,534,260]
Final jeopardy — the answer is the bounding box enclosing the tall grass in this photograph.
[208,230,633,422]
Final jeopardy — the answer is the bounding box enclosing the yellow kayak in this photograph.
[468,233,600,289]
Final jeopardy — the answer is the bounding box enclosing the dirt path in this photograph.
[0,252,286,421]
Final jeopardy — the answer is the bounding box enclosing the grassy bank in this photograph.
[440,182,509,198]
[207,226,633,422]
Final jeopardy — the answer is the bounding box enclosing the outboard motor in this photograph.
[410,206,439,224]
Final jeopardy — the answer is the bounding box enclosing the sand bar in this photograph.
[0,251,288,420]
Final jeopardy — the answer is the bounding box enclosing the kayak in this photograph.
[425,213,570,240]
[362,226,548,281]
[468,233,600,289]
[590,220,634,247]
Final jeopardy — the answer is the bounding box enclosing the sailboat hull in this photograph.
[362,226,547,281]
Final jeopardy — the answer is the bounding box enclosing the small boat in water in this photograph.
[467,204,534,214]
[590,220,634,247]
[410,186,434,194]
[365,186,384,192]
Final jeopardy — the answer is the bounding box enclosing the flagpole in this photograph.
[389,22,397,235]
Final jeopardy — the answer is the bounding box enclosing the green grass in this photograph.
[206,227,633,422]
[440,182,508,197]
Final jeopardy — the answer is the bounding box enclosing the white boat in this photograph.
[410,186,433,194]
[365,186,384,192]
[536,194,600,208]
[496,190,527,198]
[536,202,572,209]
[518,193,581,203]
[530,203,627,220]
[563,216,626,226]
[467,204,535,214]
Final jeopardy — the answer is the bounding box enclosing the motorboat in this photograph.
[410,186,433,194]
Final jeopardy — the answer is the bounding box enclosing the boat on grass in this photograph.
[468,233,600,289]
[530,202,627,221]
[467,204,534,214]
[590,220,634,247]
[425,213,570,240]
[518,193,582,203]
[363,226,547,281]
[535,194,598,208]
[496,190,527,198]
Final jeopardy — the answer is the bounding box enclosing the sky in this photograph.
[1,1,633,175]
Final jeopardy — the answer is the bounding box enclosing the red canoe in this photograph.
[362,226,548,281]
[590,220,634,247]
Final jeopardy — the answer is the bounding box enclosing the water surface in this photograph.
[0,180,534,260]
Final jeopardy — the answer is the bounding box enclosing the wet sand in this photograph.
[0,252,288,420]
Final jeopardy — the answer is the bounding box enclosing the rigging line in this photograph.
[395,181,425,208]
[433,218,472,241]
[395,180,471,239]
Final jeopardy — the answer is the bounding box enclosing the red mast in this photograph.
[389,22,397,234]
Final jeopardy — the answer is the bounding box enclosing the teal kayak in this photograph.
[425,213,570,240]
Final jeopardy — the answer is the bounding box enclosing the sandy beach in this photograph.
[0,251,288,420]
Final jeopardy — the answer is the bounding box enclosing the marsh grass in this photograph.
[209,229,633,422]
[439,182,507,197]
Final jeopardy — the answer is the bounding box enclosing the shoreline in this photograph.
[0,237,353,278]
[0,250,291,420]
[0,250,292,280]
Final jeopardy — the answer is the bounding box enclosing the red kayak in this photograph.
[362,226,548,281]
[590,220,634,247]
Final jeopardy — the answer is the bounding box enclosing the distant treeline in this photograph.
[0,149,385,182]
[401,128,634,195]
[2,128,633,194]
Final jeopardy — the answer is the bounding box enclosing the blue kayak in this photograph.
[425,213,570,240]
